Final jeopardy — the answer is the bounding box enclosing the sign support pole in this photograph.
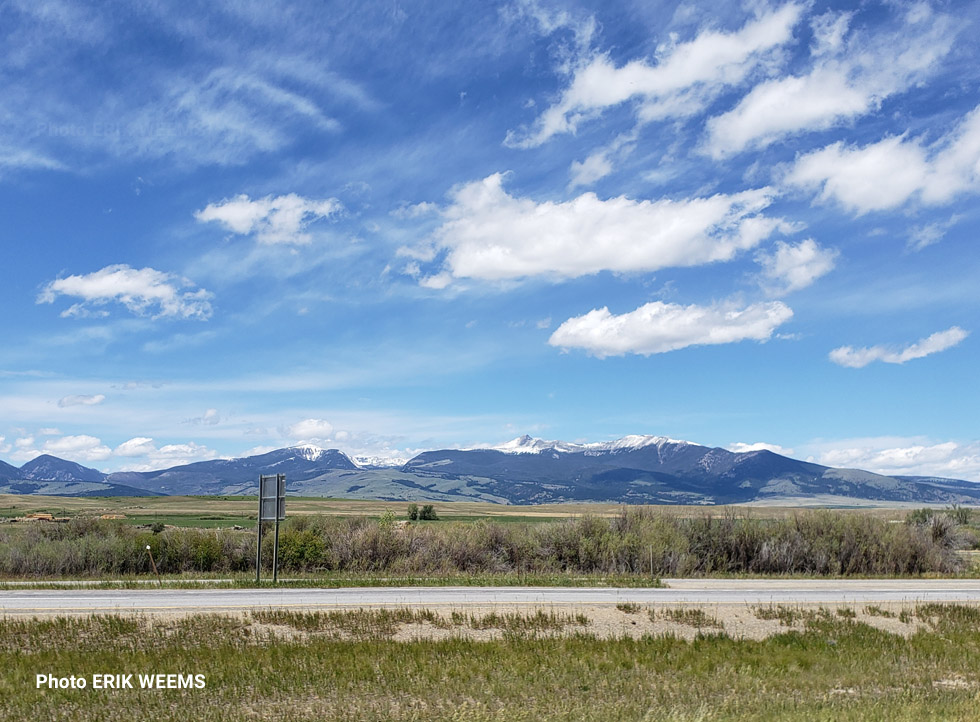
[272,473,284,583]
[257,473,286,584]
[256,497,263,584]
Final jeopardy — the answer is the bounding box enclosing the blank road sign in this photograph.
[259,474,285,521]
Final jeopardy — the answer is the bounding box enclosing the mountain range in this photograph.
[1,436,978,506]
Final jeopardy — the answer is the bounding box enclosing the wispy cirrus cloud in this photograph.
[409,173,788,287]
[37,265,213,320]
[548,300,793,358]
[195,193,343,245]
[57,393,105,408]
[829,326,969,368]
[907,215,963,252]
[184,408,221,426]
[0,3,369,172]
[0,144,67,174]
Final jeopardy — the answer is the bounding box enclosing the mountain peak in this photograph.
[488,434,693,455]
[290,444,327,462]
[18,454,106,483]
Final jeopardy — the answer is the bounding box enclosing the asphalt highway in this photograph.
[2,579,980,615]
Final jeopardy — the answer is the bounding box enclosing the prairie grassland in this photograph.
[0,493,626,523]
[2,605,980,721]
[0,493,952,525]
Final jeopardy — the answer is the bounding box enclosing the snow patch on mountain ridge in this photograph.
[292,444,328,462]
[486,434,692,455]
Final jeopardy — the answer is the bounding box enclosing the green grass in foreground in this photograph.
[2,606,980,720]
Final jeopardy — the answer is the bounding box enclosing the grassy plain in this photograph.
[3,605,980,721]
[0,493,942,528]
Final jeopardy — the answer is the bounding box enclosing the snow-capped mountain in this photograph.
[487,434,691,455]
[352,455,409,469]
[402,436,980,505]
[106,445,358,495]
[2,437,979,505]
[292,444,330,462]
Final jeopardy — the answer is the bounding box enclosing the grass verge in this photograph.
[2,605,980,720]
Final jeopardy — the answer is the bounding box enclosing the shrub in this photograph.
[0,508,966,578]
[378,509,397,530]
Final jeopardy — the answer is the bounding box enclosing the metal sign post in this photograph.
[256,473,286,583]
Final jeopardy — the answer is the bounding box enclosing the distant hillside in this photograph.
[398,436,980,506]
[0,459,21,480]
[0,480,164,497]
[2,436,979,505]
[19,454,106,483]
[0,455,159,496]
[106,445,359,495]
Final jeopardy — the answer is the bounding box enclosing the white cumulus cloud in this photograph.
[549,300,793,358]
[415,173,786,285]
[784,105,980,214]
[287,418,334,442]
[728,441,793,456]
[829,326,969,368]
[756,238,837,295]
[37,265,213,320]
[806,437,980,482]
[506,3,803,148]
[704,6,955,157]
[195,193,343,245]
[114,437,157,457]
[42,434,111,462]
[112,437,220,471]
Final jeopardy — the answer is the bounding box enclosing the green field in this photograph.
[0,494,611,528]
[2,605,980,721]
[0,493,956,528]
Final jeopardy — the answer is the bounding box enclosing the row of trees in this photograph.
[406,503,438,521]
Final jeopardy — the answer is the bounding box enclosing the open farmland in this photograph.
[0,493,958,528]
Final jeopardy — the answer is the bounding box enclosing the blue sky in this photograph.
[2,0,979,479]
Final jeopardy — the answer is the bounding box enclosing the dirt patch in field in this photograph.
[228,602,930,642]
[4,601,937,642]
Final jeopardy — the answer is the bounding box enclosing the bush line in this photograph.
[0,508,966,577]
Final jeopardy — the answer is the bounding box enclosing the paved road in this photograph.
[3,580,980,615]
